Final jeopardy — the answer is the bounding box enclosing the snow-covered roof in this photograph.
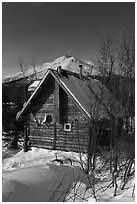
[16,68,125,120]
[28,81,40,92]
[54,71,124,119]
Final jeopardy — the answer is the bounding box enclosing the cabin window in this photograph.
[43,114,53,123]
[64,123,71,131]
[46,114,53,123]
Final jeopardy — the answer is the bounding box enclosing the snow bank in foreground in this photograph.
[2,147,135,202]
[2,147,86,171]
[3,147,92,202]
[3,147,53,170]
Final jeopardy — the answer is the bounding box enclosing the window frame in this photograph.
[64,123,72,131]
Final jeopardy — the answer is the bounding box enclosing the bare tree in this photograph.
[30,55,37,80]
[18,57,25,73]
[118,30,135,192]
[18,57,29,76]
[95,30,134,196]
[96,32,117,77]
[118,30,135,78]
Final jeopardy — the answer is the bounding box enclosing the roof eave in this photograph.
[16,69,52,121]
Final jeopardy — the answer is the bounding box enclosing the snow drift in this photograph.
[2,147,135,202]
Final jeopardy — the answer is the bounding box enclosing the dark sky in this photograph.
[2,2,135,78]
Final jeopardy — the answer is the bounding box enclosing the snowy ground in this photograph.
[2,147,135,202]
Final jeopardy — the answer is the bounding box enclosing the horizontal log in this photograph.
[56,145,87,153]
[29,133,54,137]
[56,141,88,147]
[56,145,87,151]
[56,139,88,144]
[29,135,54,139]
[56,137,88,142]
[56,144,88,151]
[56,136,88,141]
[56,133,88,138]
[29,135,54,140]
[29,133,53,138]
[31,140,53,146]
[30,141,53,145]
[30,132,54,137]
[30,128,54,132]
[56,142,88,148]
[29,132,53,137]
[70,129,89,133]
[56,136,88,140]
[30,139,53,144]
[56,139,89,144]
[30,126,55,131]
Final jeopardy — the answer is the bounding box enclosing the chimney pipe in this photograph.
[79,64,83,78]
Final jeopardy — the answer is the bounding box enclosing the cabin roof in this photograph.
[16,69,125,121]
[28,80,41,92]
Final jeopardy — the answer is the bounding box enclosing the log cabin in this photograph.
[16,60,125,153]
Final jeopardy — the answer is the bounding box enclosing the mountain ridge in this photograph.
[2,55,95,84]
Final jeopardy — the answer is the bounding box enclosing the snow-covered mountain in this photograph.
[3,55,97,84]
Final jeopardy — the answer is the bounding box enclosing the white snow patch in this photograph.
[2,147,135,202]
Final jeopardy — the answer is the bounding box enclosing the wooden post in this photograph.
[24,123,30,152]
[53,80,60,149]
[54,80,60,123]
[53,122,56,150]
